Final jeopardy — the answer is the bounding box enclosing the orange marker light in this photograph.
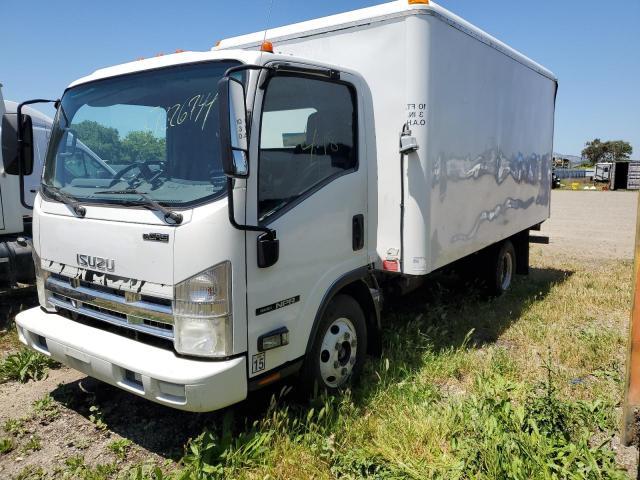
[260,40,274,53]
[175,49,185,54]
[257,372,281,386]
[408,0,429,4]
[383,260,399,272]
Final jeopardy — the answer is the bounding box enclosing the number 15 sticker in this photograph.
[252,352,265,374]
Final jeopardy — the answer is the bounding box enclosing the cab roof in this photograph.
[67,50,263,89]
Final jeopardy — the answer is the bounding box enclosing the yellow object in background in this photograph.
[571,182,580,190]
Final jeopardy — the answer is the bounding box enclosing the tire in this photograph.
[300,294,367,396]
[484,240,516,296]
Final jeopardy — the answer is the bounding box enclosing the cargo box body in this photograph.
[219,0,557,276]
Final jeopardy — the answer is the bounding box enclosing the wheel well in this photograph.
[336,280,382,357]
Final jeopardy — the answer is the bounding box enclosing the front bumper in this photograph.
[15,307,247,412]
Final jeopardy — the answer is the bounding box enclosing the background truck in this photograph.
[10,0,556,412]
[0,83,52,314]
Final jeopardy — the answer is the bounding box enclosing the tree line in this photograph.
[581,138,633,165]
[74,120,166,164]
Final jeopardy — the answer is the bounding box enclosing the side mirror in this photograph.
[218,76,249,178]
[1,113,34,175]
[257,232,279,268]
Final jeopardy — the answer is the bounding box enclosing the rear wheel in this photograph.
[300,294,367,395]
[484,240,516,296]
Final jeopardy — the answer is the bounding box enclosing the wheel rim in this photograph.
[499,251,513,291]
[319,317,357,388]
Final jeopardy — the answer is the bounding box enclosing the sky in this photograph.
[1,0,638,157]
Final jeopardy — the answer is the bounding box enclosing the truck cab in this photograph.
[0,86,53,290]
[14,50,378,411]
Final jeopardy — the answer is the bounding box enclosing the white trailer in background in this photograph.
[0,84,52,297]
[12,0,556,411]
[594,162,613,183]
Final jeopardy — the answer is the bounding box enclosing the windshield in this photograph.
[43,61,240,207]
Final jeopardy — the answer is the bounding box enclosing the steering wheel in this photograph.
[108,161,165,188]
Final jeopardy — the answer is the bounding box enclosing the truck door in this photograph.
[244,69,368,380]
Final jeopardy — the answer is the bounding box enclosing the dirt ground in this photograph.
[0,189,638,478]
[538,190,638,260]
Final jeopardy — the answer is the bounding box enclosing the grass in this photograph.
[0,348,60,384]
[168,254,633,479]
[0,253,634,478]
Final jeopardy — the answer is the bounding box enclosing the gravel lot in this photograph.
[539,190,638,260]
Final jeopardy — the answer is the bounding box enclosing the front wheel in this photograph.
[300,294,367,395]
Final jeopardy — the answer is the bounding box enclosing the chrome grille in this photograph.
[46,274,174,340]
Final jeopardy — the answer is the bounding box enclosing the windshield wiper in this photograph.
[95,188,183,225]
[42,185,86,218]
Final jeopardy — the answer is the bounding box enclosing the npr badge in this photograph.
[255,295,300,316]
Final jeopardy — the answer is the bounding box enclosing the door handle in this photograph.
[352,214,364,251]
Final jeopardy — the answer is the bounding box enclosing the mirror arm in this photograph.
[226,177,276,240]
[222,64,275,90]
[223,64,274,78]
[16,98,58,210]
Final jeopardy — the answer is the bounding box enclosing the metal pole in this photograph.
[621,190,640,445]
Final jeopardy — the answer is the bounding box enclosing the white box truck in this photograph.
[10,0,556,411]
[0,83,53,302]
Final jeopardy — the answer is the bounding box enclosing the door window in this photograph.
[258,75,357,222]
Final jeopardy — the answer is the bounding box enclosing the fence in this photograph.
[554,169,591,179]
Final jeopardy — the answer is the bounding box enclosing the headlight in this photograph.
[32,250,55,312]
[173,261,232,357]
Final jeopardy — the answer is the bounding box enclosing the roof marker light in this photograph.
[408,0,429,4]
[260,41,274,53]
[175,49,185,53]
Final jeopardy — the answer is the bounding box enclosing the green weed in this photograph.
[3,417,27,437]
[0,348,59,383]
[128,464,168,480]
[33,393,61,423]
[15,465,46,480]
[23,435,42,452]
[108,437,133,460]
[64,455,117,480]
[89,405,108,431]
[0,437,14,454]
